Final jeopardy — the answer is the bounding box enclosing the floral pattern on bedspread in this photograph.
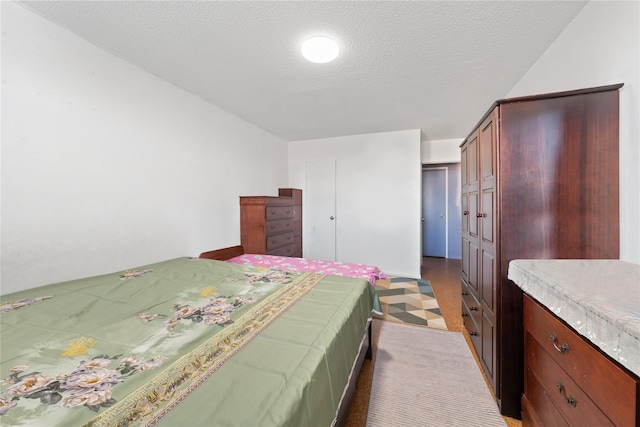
[139,295,257,329]
[119,269,153,280]
[0,258,310,426]
[0,296,53,313]
[2,353,164,415]
[227,254,386,286]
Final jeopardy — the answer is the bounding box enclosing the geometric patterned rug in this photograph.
[375,277,447,330]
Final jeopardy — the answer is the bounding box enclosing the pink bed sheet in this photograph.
[227,254,386,286]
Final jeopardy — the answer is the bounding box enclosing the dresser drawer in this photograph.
[526,332,614,426]
[461,286,481,351]
[265,205,294,220]
[462,284,482,332]
[265,218,293,236]
[524,367,569,427]
[522,393,548,427]
[266,231,294,251]
[524,295,638,426]
[267,244,294,257]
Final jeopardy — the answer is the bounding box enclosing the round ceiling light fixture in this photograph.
[301,36,339,63]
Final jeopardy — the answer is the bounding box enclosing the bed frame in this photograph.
[198,245,373,427]
[199,245,246,261]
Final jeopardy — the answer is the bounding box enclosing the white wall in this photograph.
[421,138,463,164]
[289,130,422,278]
[1,3,289,294]
[507,0,640,264]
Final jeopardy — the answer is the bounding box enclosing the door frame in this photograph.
[421,165,449,258]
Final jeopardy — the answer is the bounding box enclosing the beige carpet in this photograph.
[367,321,506,427]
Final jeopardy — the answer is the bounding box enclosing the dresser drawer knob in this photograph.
[469,331,478,336]
[550,332,570,354]
[469,306,478,311]
[556,381,577,407]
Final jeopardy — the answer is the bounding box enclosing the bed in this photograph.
[0,246,381,427]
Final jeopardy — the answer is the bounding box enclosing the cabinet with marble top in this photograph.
[509,259,639,426]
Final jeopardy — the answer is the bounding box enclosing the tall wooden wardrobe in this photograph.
[459,84,622,418]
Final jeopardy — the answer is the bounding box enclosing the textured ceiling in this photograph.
[18,1,587,142]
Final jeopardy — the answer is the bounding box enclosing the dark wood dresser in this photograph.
[509,260,639,427]
[278,188,302,257]
[240,196,295,256]
[459,84,623,418]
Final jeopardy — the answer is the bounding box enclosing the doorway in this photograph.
[422,167,447,257]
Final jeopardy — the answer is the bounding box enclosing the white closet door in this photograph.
[305,160,336,261]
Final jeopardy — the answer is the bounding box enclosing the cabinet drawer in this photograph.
[461,308,481,353]
[267,244,294,257]
[524,295,638,426]
[522,394,546,427]
[265,206,294,220]
[526,333,614,426]
[462,285,482,330]
[265,219,293,236]
[461,292,481,352]
[525,367,569,427]
[266,231,294,251]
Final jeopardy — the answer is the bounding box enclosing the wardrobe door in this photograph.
[478,112,498,393]
[463,130,480,297]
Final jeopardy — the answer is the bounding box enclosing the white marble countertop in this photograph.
[508,259,640,377]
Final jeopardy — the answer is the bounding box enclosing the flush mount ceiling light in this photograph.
[301,36,339,63]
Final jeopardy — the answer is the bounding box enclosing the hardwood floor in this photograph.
[343,257,521,427]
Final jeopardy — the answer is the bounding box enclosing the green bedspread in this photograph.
[0,258,380,426]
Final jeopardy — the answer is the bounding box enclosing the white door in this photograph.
[305,160,336,261]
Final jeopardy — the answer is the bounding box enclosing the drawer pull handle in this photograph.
[476,212,486,218]
[270,210,277,215]
[550,332,569,354]
[463,210,469,216]
[461,291,468,295]
[469,306,478,311]
[556,381,577,407]
[462,313,468,317]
